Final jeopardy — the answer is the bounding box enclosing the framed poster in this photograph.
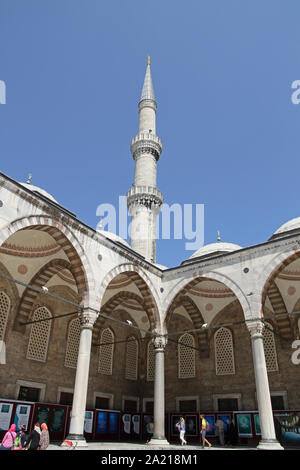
[122,414,131,434]
[132,414,140,435]
[14,404,31,431]
[50,408,65,432]
[237,414,252,437]
[84,411,93,434]
[217,414,231,434]
[97,411,108,434]
[204,415,215,436]
[254,414,261,435]
[0,403,13,430]
[185,415,198,436]
[108,413,119,435]
[36,406,50,425]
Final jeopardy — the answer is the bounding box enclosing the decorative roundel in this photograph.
[243,268,249,273]
[18,264,28,275]
[205,303,213,311]
[98,254,102,261]
[288,286,296,296]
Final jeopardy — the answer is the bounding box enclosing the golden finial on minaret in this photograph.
[147,56,150,66]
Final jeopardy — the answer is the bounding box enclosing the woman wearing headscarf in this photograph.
[39,423,50,450]
[0,424,17,450]
[25,422,41,450]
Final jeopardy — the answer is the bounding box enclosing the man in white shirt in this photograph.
[215,417,225,446]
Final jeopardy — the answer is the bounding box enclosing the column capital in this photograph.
[247,319,265,339]
[79,309,97,329]
[153,334,168,351]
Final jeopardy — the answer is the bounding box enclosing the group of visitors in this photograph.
[176,415,238,448]
[0,422,50,450]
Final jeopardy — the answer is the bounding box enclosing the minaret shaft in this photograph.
[127,60,163,263]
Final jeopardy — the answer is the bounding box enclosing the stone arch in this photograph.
[93,291,156,345]
[16,258,74,326]
[166,295,208,356]
[260,250,300,341]
[0,216,95,304]
[98,263,161,328]
[163,270,251,326]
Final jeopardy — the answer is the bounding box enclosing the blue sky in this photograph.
[1,0,300,267]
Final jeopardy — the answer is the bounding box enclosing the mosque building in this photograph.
[0,59,299,450]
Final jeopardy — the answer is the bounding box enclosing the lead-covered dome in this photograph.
[97,229,130,248]
[270,217,300,240]
[20,182,58,203]
[189,241,242,260]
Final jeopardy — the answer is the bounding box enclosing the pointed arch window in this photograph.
[263,322,279,372]
[26,306,52,362]
[125,337,138,381]
[64,317,81,369]
[214,327,235,375]
[178,333,195,379]
[147,340,155,382]
[98,328,114,375]
[0,291,10,341]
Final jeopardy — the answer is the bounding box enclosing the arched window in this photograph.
[98,328,114,375]
[0,291,10,341]
[214,327,235,375]
[178,333,195,379]
[26,306,52,362]
[263,322,278,372]
[125,337,138,381]
[64,317,81,369]
[147,340,155,382]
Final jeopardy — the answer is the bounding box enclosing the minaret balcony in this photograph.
[126,185,163,210]
[130,133,162,161]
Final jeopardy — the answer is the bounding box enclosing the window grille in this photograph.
[147,340,155,381]
[0,291,10,341]
[125,337,138,380]
[98,328,114,375]
[26,306,52,362]
[178,333,195,379]
[263,322,278,372]
[214,327,235,375]
[64,317,81,368]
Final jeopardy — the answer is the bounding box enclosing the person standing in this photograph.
[200,415,212,448]
[177,417,187,446]
[215,417,225,446]
[39,423,50,450]
[0,424,17,450]
[146,419,154,444]
[25,422,41,450]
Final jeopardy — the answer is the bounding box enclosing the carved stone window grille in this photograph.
[64,317,81,369]
[26,306,52,363]
[147,340,155,381]
[214,327,235,376]
[178,333,195,379]
[125,337,138,381]
[98,328,114,375]
[263,322,278,372]
[0,291,10,341]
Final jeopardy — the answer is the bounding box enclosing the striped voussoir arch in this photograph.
[93,290,156,345]
[261,251,300,341]
[266,281,293,341]
[17,258,74,325]
[1,216,94,304]
[165,277,203,328]
[166,293,209,356]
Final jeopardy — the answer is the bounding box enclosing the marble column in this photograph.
[65,309,97,448]
[248,320,283,450]
[149,335,169,446]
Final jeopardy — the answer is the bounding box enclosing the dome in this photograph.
[97,229,130,248]
[271,217,300,239]
[189,241,242,260]
[20,182,58,204]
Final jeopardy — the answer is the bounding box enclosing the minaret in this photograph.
[127,57,163,262]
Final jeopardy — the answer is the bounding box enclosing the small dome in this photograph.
[20,183,58,203]
[97,229,130,248]
[271,217,300,239]
[189,241,242,260]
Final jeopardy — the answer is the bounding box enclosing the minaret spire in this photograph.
[126,59,163,263]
